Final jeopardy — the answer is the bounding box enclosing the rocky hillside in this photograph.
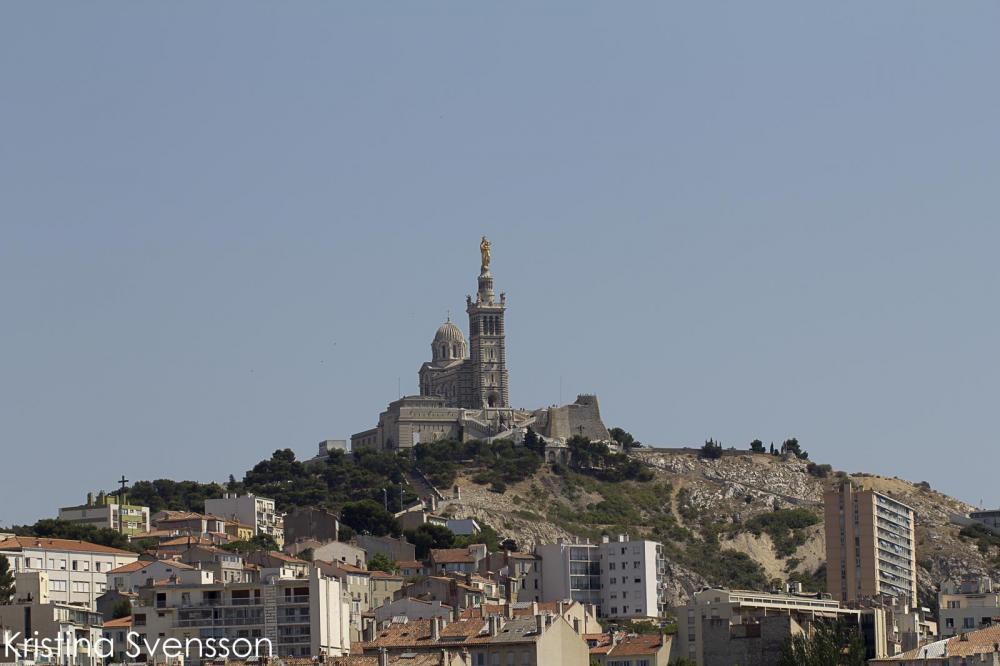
[437,448,995,609]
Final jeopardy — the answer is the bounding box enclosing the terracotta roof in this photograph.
[874,625,1000,661]
[264,550,308,565]
[430,548,477,564]
[0,536,136,557]
[108,559,194,574]
[370,570,403,579]
[397,560,424,569]
[606,633,666,657]
[102,616,133,629]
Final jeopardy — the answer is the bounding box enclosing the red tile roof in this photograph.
[430,548,477,564]
[0,536,136,557]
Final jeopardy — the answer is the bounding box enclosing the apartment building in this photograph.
[283,506,340,545]
[315,561,371,642]
[130,566,350,663]
[356,534,416,563]
[0,597,105,666]
[825,480,918,607]
[536,535,664,619]
[429,545,487,575]
[939,575,1000,638]
[204,493,285,548]
[108,558,212,593]
[672,587,866,666]
[358,614,590,666]
[58,493,150,536]
[0,536,139,610]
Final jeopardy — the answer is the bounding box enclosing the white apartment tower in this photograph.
[536,535,664,619]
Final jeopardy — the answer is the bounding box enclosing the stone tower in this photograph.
[466,240,509,408]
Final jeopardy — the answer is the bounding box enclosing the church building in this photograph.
[351,238,610,452]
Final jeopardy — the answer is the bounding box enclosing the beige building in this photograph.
[939,575,1000,638]
[130,566,350,663]
[359,613,590,666]
[672,587,866,666]
[824,481,918,607]
[0,536,139,610]
[871,625,1000,664]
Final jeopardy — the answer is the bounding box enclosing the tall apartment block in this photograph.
[205,493,284,549]
[824,481,918,607]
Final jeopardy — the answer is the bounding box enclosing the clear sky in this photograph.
[2,2,999,526]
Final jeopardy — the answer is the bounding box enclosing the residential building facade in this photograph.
[58,493,150,536]
[204,493,285,549]
[0,537,139,610]
[939,575,1000,638]
[130,566,350,663]
[824,481,918,607]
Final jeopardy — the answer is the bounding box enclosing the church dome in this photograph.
[434,319,465,344]
[431,318,467,365]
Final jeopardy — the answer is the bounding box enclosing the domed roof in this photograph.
[434,319,465,344]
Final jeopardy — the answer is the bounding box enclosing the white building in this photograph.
[0,536,139,610]
[536,535,664,619]
[204,493,284,548]
[0,598,106,666]
[58,494,151,537]
[108,558,213,593]
[130,566,350,663]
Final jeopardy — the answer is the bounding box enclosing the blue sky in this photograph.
[2,2,999,525]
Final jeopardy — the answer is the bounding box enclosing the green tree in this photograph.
[750,439,766,453]
[404,524,455,559]
[609,427,640,451]
[112,598,132,619]
[777,620,866,666]
[0,555,14,604]
[340,500,400,537]
[782,437,808,460]
[220,533,280,555]
[699,439,723,459]
[367,553,398,573]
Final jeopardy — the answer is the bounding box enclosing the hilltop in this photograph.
[435,445,996,609]
[17,437,994,612]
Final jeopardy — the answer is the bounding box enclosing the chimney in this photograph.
[363,621,375,642]
[573,617,580,633]
[378,647,389,666]
[488,615,499,637]
[432,616,441,641]
[557,600,564,616]
[535,614,545,635]
[505,603,514,619]
[440,648,449,666]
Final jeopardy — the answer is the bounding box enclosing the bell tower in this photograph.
[466,237,509,409]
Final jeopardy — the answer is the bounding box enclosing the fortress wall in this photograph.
[545,394,610,441]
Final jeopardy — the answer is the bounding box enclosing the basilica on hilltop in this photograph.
[351,238,610,452]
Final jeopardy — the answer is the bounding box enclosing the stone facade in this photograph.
[352,240,610,453]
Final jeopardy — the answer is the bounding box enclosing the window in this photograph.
[49,580,68,592]
[964,617,976,629]
[72,560,79,571]
[72,582,90,593]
